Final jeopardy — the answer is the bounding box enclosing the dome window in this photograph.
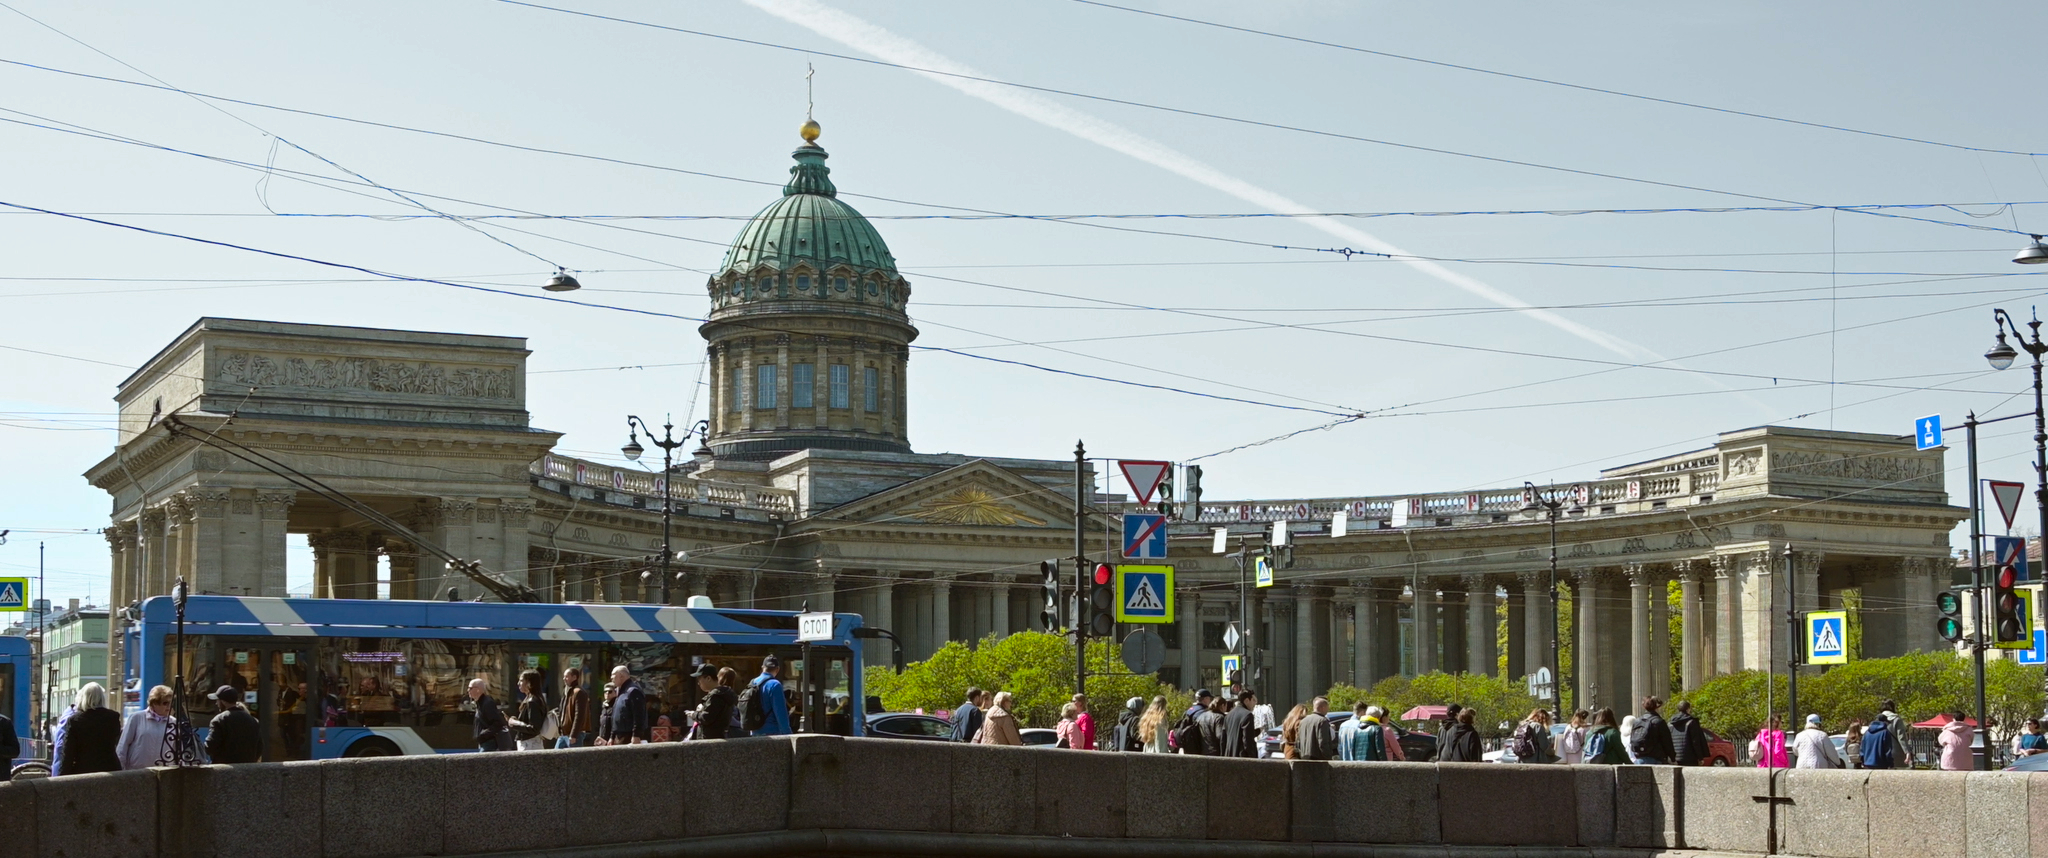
[834,277,848,293]
[796,275,811,292]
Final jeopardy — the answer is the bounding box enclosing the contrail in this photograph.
[745,0,1654,361]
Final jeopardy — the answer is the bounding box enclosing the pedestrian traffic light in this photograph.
[1156,468,1174,518]
[1088,563,1115,637]
[1039,560,1062,632]
[1937,589,1963,643]
[1994,552,2028,647]
[1182,465,1203,521]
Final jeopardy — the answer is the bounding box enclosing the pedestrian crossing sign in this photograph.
[1806,610,1848,665]
[1220,654,1241,687]
[0,578,25,612]
[1114,564,1174,623]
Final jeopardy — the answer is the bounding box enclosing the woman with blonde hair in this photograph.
[1054,702,1080,748]
[977,691,1024,745]
[1136,696,1170,752]
[64,682,124,774]
[1279,703,1307,760]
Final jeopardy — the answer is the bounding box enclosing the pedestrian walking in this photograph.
[1793,714,1843,768]
[977,691,1025,745]
[1512,708,1556,763]
[1383,715,1408,761]
[1184,689,1214,720]
[1844,720,1864,768]
[1055,702,1079,748]
[60,683,121,775]
[1875,699,1911,767]
[687,664,736,740]
[1557,710,1589,765]
[741,656,792,737]
[609,664,651,744]
[1859,714,1896,769]
[719,668,745,736]
[594,683,616,745]
[1221,689,1260,758]
[1631,697,1675,765]
[468,678,510,752]
[1442,703,1464,739]
[1070,694,1096,750]
[1750,715,1788,768]
[1297,696,1337,761]
[1620,713,1639,763]
[1137,696,1170,752]
[509,670,549,750]
[2013,718,2046,758]
[1438,708,1482,762]
[1668,701,1708,765]
[204,685,262,764]
[1113,696,1145,751]
[1194,695,1228,755]
[1339,704,1389,762]
[1937,711,1974,771]
[951,687,985,744]
[118,684,202,769]
[1585,708,1630,765]
[1278,703,1307,760]
[558,667,589,749]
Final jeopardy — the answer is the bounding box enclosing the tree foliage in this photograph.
[1675,651,2043,745]
[1327,672,1543,739]
[863,632,1188,729]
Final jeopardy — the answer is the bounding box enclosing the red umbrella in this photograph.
[1913,714,1979,728]
[1401,705,1451,721]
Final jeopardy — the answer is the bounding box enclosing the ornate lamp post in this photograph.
[1523,482,1584,719]
[1985,309,2048,558]
[621,416,707,604]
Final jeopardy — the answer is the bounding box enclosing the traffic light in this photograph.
[1156,468,1175,518]
[1088,563,1115,637]
[1039,560,1062,632]
[1994,546,2027,647]
[1182,465,1203,521]
[1936,590,1963,644]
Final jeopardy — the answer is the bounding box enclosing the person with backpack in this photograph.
[1112,696,1145,751]
[1438,708,1482,762]
[1557,710,1589,764]
[1585,708,1630,764]
[1184,689,1214,720]
[1860,714,1896,769]
[607,664,649,745]
[688,664,736,740]
[1512,708,1556,763]
[1339,703,1389,762]
[740,655,792,736]
[1174,696,1215,755]
[1630,697,1675,765]
[1670,700,1709,766]
[1875,699,1911,768]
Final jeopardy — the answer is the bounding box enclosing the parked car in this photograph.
[864,712,954,741]
[1019,727,1059,747]
[1260,712,1436,761]
[1697,728,1738,766]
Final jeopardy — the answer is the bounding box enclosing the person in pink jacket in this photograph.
[1937,712,1975,771]
[1752,715,1789,767]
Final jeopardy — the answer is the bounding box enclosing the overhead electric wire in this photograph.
[1070,0,2048,159]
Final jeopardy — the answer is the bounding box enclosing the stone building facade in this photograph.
[86,124,1968,713]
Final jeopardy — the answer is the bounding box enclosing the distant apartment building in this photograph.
[43,600,108,701]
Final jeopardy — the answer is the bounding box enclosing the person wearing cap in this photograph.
[205,685,263,763]
[690,663,737,740]
[1185,689,1214,720]
[1793,713,1844,768]
[748,655,792,736]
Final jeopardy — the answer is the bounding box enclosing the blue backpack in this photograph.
[1585,728,1609,761]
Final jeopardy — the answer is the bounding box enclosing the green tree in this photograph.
[863,631,1186,731]
[1328,671,1542,739]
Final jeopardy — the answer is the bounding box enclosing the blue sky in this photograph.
[4,1,2047,604]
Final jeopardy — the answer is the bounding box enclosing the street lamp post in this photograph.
[1985,309,2048,569]
[1523,482,1583,719]
[621,416,707,605]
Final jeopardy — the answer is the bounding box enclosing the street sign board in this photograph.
[1122,513,1168,560]
[1915,415,1944,451]
[1390,498,1409,528]
[1988,481,2027,532]
[1114,564,1174,623]
[1122,628,1166,674]
[1526,666,1553,699]
[1254,555,1274,588]
[1332,510,1348,538]
[0,578,24,612]
[1807,610,1848,665]
[1219,654,1242,687]
[1211,527,1228,555]
[1223,622,1240,653]
[796,612,834,643]
[1118,460,1171,505]
[2020,630,2048,666]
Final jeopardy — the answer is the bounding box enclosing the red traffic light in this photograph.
[1094,564,1113,585]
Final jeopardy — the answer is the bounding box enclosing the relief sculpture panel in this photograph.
[216,351,515,401]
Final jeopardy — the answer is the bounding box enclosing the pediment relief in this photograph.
[909,486,1048,526]
[812,460,1068,529]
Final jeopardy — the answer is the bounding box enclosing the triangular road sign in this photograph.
[1118,460,1170,505]
[1988,480,2027,531]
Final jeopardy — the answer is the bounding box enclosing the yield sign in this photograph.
[1118,460,1171,505]
[1988,480,2027,531]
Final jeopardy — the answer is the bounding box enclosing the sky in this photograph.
[5,1,2048,607]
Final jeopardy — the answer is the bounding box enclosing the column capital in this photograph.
[1790,549,1824,575]
[501,500,535,527]
[257,490,297,520]
[1624,563,1657,586]
[1517,569,1551,588]
[180,488,230,518]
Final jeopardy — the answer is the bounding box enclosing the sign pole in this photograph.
[1969,413,1991,770]
[1073,441,1088,700]
[1785,546,1799,724]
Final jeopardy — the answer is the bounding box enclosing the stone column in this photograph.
[256,491,293,597]
[1628,564,1654,710]
[1792,550,1824,675]
[106,523,135,613]
[1348,584,1372,687]
[1504,584,1526,680]
[1713,554,1741,674]
[502,501,536,598]
[870,572,897,668]
[137,508,167,599]
[1575,572,1604,712]
[1901,557,1942,653]
[219,490,263,596]
[600,560,623,603]
[386,541,419,601]
[1439,586,1468,675]
[307,532,333,598]
[1651,570,1671,700]
[811,570,837,613]
[1679,563,1706,691]
[1295,585,1317,704]
[932,580,952,651]
[1265,590,1292,703]
[991,578,1010,638]
[1413,581,1438,675]
[1520,571,1551,685]
[774,334,792,430]
[1465,575,1497,678]
[1180,587,1202,689]
[164,496,190,590]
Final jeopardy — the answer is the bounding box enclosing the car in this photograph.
[1019,727,1059,747]
[864,712,954,741]
[1260,711,1436,761]
[2005,752,2048,772]
[1699,728,1738,766]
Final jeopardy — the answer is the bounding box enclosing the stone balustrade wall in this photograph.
[1,738,2036,858]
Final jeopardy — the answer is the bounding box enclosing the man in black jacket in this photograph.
[1631,696,1676,765]
[691,664,737,740]
[467,678,508,752]
[951,688,984,744]
[205,685,263,763]
[608,664,649,744]
[1669,700,1710,766]
[1221,689,1260,758]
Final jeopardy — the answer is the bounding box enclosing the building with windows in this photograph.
[43,600,108,702]
[87,121,1967,715]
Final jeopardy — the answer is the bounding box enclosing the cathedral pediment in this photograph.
[805,459,1070,529]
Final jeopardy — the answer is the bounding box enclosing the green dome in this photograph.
[717,144,898,276]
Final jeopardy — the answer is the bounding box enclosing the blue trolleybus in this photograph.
[128,595,866,759]
[1,634,28,767]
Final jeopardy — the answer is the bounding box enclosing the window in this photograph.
[863,367,879,412]
[829,364,850,409]
[792,363,814,408]
[833,276,848,293]
[728,366,742,412]
[795,275,811,292]
[1201,622,1226,650]
[756,364,777,409]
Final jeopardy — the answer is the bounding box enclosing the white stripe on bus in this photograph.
[235,598,316,636]
[580,605,653,642]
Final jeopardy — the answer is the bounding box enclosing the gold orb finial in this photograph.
[800,118,822,144]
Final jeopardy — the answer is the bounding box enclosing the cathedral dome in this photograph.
[717,144,899,278]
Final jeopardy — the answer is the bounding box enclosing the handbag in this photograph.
[540,706,561,742]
